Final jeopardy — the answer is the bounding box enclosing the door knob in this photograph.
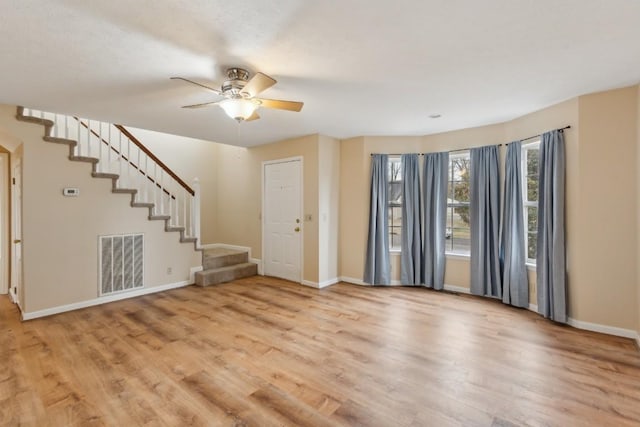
[294,227,300,232]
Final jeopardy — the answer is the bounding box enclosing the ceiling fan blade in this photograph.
[181,100,221,109]
[170,77,221,94]
[241,72,276,97]
[257,98,304,112]
[245,111,260,122]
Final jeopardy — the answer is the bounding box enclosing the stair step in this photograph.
[195,262,257,287]
[202,248,249,270]
[149,215,170,221]
[70,155,99,164]
[131,202,154,208]
[92,172,119,180]
[113,188,137,195]
[44,136,76,145]
[166,226,185,233]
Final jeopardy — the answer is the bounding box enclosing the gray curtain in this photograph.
[422,152,449,290]
[400,154,422,285]
[500,141,528,307]
[364,154,391,285]
[470,145,502,297]
[537,130,567,322]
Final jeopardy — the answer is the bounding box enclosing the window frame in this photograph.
[388,156,402,252]
[522,140,540,265]
[446,151,471,256]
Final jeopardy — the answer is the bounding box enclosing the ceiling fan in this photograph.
[171,68,304,122]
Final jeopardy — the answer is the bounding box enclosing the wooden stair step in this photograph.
[194,262,257,287]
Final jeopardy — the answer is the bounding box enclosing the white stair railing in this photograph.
[22,108,200,243]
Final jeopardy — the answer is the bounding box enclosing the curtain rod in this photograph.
[371,125,571,156]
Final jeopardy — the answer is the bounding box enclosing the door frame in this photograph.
[0,151,8,295]
[261,156,303,283]
[10,157,21,306]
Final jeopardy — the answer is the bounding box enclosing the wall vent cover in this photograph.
[99,233,144,296]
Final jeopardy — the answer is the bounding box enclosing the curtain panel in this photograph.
[500,141,529,307]
[470,145,502,297]
[537,130,567,322]
[400,154,422,285]
[422,152,449,290]
[364,154,391,285]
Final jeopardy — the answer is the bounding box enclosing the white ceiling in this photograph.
[1,0,639,147]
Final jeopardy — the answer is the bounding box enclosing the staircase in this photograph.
[15,106,200,248]
[195,248,258,286]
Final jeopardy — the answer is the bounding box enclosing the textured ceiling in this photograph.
[1,0,639,147]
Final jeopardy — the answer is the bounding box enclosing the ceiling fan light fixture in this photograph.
[219,98,258,121]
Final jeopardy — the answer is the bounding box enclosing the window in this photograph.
[388,156,402,250]
[446,152,471,254]
[522,141,540,263]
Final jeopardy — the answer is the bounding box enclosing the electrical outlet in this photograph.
[167,267,172,275]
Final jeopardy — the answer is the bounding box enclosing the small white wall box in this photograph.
[63,187,80,197]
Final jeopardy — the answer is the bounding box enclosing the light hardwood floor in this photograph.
[1,277,639,426]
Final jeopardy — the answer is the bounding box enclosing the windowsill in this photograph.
[445,252,470,260]
[390,249,401,255]
[526,263,537,271]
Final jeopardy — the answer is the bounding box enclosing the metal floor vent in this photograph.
[99,233,144,295]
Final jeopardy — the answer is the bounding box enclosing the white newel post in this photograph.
[193,177,201,248]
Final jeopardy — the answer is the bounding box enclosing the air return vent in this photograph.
[99,233,144,296]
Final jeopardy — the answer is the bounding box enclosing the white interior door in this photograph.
[11,158,22,304]
[264,159,302,282]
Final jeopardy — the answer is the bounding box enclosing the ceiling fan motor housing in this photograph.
[222,68,250,97]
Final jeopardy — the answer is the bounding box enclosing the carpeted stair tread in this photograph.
[195,262,257,287]
[203,248,249,269]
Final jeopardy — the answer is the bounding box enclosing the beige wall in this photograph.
[215,134,322,283]
[0,106,201,314]
[637,84,640,339]
[339,137,367,280]
[128,127,219,244]
[318,135,340,284]
[574,87,638,330]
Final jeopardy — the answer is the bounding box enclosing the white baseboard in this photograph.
[339,276,368,286]
[566,317,638,340]
[443,284,470,294]
[250,258,263,275]
[301,278,339,289]
[22,279,193,321]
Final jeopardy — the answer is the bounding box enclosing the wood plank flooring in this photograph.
[1,277,639,426]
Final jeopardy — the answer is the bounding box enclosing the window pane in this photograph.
[451,228,471,254]
[527,176,538,201]
[453,206,470,230]
[451,157,469,182]
[527,232,537,260]
[446,207,454,229]
[527,206,538,232]
[453,181,470,203]
[527,148,539,176]
[389,160,402,182]
[389,181,402,205]
[390,228,402,249]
